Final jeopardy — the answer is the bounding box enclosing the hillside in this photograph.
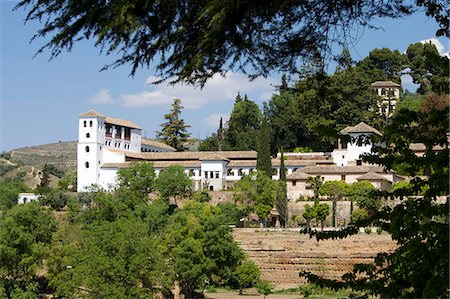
[1,141,77,189]
[7,141,77,171]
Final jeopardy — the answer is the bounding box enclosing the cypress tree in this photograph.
[217,117,223,151]
[256,116,272,176]
[276,148,288,227]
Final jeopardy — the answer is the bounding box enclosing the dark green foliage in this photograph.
[348,180,378,216]
[161,201,244,297]
[301,104,449,298]
[224,95,261,151]
[319,181,349,227]
[16,1,448,85]
[0,179,27,211]
[256,116,272,176]
[257,280,273,298]
[397,93,425,112]
[156,99,191,151]
[50,218,163,298]
[406,42,449,95]
[232,261,261,295]
[41,190,69,210]
[191,190,211,203]
[198,133,219,151]
[154,165,193,204]
[276,149,288,227]
[218,117,224,151]
[217,203,251,226]
[115,161,155,208]
[0,203,57,297]
[303,202,330,231]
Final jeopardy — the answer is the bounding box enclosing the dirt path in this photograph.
[205,292,302,299]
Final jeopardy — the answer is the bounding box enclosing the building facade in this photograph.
[77,111,400,196]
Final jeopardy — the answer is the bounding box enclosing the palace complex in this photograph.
[77,107,404,198]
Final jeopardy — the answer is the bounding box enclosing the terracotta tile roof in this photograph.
[227,160,257,167]
[102,161,201,168]
[293,165,387,174]
[408,143,446,151]
[125,151,257,161]
[141,138,176,151]
[79,110,105,117]
[105,116,141,130]
[371,81,401,88]
[356,172,389,181]
[340,122,382,136]
[200,154,230,161]
[286,172,310,180]
[79,110,141,129]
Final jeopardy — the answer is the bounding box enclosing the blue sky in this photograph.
[1,1,448,152]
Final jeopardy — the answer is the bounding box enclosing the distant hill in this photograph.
[1,141,77,189]
[7,141,77,171]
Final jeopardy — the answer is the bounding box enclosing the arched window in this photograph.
[86,133,90,138]
[85,161,89,168]
[89,120,93,127]
[85,146,90,153]
[83,120,87,127]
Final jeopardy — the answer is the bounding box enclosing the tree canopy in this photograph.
[16,0,448,86]
[156,99,191,151]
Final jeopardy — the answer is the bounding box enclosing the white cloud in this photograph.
[88,89,114,104]
[121,72,277,109]
[202,113,230,129]
[419,38,445,54]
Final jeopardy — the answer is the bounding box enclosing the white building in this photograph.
[77,111,398,195]
[77,110,175,192]
[17,193,41,204]
[371,81,401,118]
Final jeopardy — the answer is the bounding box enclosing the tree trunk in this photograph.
[332,198,337,228]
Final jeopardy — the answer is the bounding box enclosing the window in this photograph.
[209,186,214,191]
[238,169,243,176]
[189,169,195,177]
[89,120,93,127]
[341,175,346,181]
[100,146,102,150]
[292,180,297,186]
[85,162,89,168]
[83,120,87,127]
[204,171,208,179]
[86,133,90,138]
[227,169,233,176]
[215,171,219,178]
[209,171,214,178]
[356,160,362,166]
[85,146,90,153]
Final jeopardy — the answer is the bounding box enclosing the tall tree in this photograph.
[256,116,272,176]
[336,47,353,72]
[406,42,449,95]
[276,148,288,227]
[17,1,448,86]
[225,95,261,151]
[154,165,193,205]
[217,117,223,151]
[301,101,449,298]
[156,99,191,151]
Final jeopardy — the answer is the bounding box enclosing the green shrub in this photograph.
[376,227,383,235]
[299,284,313,298]
[364,227,372,235]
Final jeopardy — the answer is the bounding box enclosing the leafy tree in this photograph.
[303,204,317,230]
[406,42,449,95]
[216,203,251,226]
[16,0,447,85]
[156,99,191,151]
[191,190,211,203]
[161,201,244,298]
[301,104,449,298]
[306,176,322,199]
[154,165,193,204]
[256,115,272,176]
[315,203,330,231]
[198,133,219,151]
[49,218,163,298]
[319,181,349,228]
[233,261,261,295]
[0,203,57,297]
[336,47,354,72]
[348,180,378,216]
[115,161,155,208]
[41,190,69,211]
[224,95,261,151]
[0,179,27,211]
[397,93,426,112]
[257,280,273,299]
[57,170,76,191]
[234,173,283,226]
[355,47,407,83]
